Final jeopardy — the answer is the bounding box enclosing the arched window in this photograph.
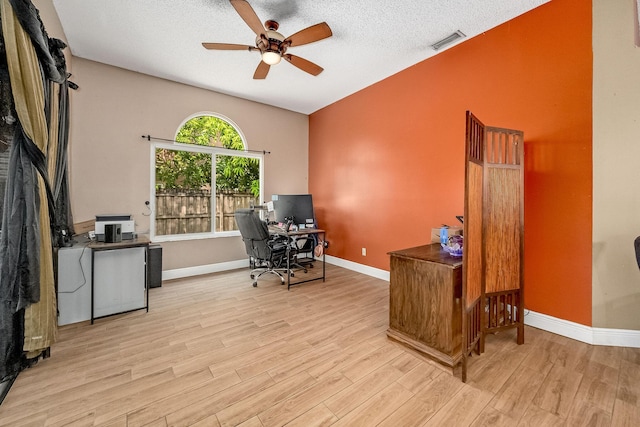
[151,114,263,240]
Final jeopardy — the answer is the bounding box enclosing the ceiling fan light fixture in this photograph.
[262,50,281,65]
[204,1,332,79]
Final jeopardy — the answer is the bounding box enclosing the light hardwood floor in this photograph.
[1,264,639,426]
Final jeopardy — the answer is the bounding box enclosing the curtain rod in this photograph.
[141,134,270,155]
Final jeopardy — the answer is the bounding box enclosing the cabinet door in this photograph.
[57,245,92,325]
[93,247,146,318]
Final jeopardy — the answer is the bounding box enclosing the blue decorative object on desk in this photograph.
[440,226,448,245]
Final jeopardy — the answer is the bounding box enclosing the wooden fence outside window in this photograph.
[155,190,257,235]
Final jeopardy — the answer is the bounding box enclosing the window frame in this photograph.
[150,113,264,242]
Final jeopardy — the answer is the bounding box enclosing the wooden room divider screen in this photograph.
[461,111,524,382]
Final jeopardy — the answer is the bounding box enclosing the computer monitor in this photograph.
[272,194,315,226]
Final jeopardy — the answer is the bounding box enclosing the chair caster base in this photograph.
[253,282,257,287]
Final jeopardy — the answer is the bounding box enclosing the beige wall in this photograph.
[36,0,310,271]
[593,0,640,329]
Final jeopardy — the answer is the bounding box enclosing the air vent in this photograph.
[430,30,466,51]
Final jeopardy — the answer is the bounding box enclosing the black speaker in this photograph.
[104,223,122,243]
[147,244,162,288]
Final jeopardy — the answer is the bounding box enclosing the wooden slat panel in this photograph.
[486,127,522,166]
[485,168,521,293]
[466,112,484,164]
[465,163,483,305]
[486,290,521,332]
[466,301,482,349]
[464,111,485,311]
[462,110,486,382]
[481,125,524,348]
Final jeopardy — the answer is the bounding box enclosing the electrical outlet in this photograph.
[362,247,367,256]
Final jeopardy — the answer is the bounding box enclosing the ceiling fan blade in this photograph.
[283,54,323,76]
[230,0,265,36]
[253,61,270,79]
[202,42,254,51]
[284,22,332,47]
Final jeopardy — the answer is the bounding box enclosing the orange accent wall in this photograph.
[309,0,592,326]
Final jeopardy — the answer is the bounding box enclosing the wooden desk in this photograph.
[387,243,462,367]
[269,227,326,290]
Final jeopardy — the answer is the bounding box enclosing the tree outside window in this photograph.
[153,115,261,237]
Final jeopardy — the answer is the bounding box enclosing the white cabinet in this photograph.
[92,246,146,319]
[57,239,149,325]
[57,243,92,325]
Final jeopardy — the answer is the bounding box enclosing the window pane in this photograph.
[155,147,212,236]
[215,154,260,232]
[152,114,263,238]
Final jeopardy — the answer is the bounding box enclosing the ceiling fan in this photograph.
[202,0,333,79]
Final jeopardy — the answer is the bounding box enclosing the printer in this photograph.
[95,214,135,242]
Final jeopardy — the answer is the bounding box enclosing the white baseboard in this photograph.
[162,259,248,281]
[162,256,640,348]
[162,256,391,282]
[326,257,640,349]
[523,310,594,344]
[525,310,640,348]
[592,327,640,348]
[325,255,390,281]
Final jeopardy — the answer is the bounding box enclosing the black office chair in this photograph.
[235,209,289,287]
[635,236,640,270]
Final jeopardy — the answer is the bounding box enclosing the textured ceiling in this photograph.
[52,0,549,114]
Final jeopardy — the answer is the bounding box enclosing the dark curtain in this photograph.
[0,0,73,382]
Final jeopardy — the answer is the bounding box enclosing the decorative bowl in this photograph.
[441,235,463,257]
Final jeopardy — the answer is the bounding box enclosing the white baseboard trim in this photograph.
[325,255,390,281]
[524,310,594,344]
[162,256,390,282]
[162,259,248,281]
[592,327,640,348]
[326,256,640,349]
[162,256,640,348]
[524,310,640,348]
